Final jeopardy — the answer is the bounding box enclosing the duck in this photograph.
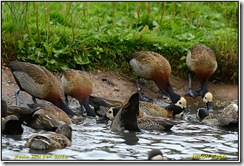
[137,117,178,131]
[110,93,141,132]
[25,103,72,131]
[2,115,24,135]
[25,123,72,151]
[61,69,96,117]
[2,100,72,131]
[7,61,74,117]
[139,101,184,119]
[109,93,179,132]
[148,149,164,160]
[108,108,177,131]
[185,44,218,111]
[89,95,183,119]
[128,51,187,111]
[2,99,23,135]
[197,103,238,127]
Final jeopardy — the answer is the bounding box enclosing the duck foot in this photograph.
[185,88,198,98]
[139,92,153,102]
[161,91,170,99]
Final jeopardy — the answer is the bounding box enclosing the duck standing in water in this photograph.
[25,124,72,151]
[185,44,217,111]
[7,61,74,117]
[128,51,187,111]
[61,69,96,117]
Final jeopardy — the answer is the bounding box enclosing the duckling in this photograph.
[197,103,238,127]
[129,51,187,110]
[61,69,96,117]
[2,115,24,135]
[185,44,217,111]
[148,149,164,160]
[7,61,74,117]
[25,124,72,151]
[110,93,141,132]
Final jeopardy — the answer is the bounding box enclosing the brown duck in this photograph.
[186,44,217,111]
[25,124,72,151]
[61,69,96,117]
[7,61,74,117]
[129,51,187,110]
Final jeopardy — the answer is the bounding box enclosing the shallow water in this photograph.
[1,100,239,161]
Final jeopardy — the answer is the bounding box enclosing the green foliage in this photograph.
[1,2,238,84]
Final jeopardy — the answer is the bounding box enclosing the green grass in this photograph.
[1,2,239,84]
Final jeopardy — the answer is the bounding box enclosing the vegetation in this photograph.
[1,2,238,84]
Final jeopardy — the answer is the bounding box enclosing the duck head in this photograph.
[148,149,164,160]
[165,104,184,118]
[202,92,213,112]
[106,107,120,120]
[174,97,187,112]
[55,124,72,140]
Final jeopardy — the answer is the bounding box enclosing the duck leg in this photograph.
[32,96,37,103]
[136,78,152,102]
[161,90,170,99]
[185,73,198,98]
[15,88,20,105]
[65,94,69,106]
[82,99,97,117]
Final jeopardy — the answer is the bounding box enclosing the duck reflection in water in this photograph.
[121,131,139,145]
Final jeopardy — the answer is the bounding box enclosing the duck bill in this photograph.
[206,102,213,112]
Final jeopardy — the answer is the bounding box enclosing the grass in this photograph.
[1,2,239,84]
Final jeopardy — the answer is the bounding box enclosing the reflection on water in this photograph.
[1,101,239,161]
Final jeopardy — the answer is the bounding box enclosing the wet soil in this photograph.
[1,66,238,109]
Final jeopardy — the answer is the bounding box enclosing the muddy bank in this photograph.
[1,66,238,109]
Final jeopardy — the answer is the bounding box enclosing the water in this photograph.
[1,101,239,161]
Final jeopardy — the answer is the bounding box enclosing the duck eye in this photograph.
[108,110,112,114]
[179,101,182,105]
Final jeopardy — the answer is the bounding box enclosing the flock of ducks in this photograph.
[1,44,238,160]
